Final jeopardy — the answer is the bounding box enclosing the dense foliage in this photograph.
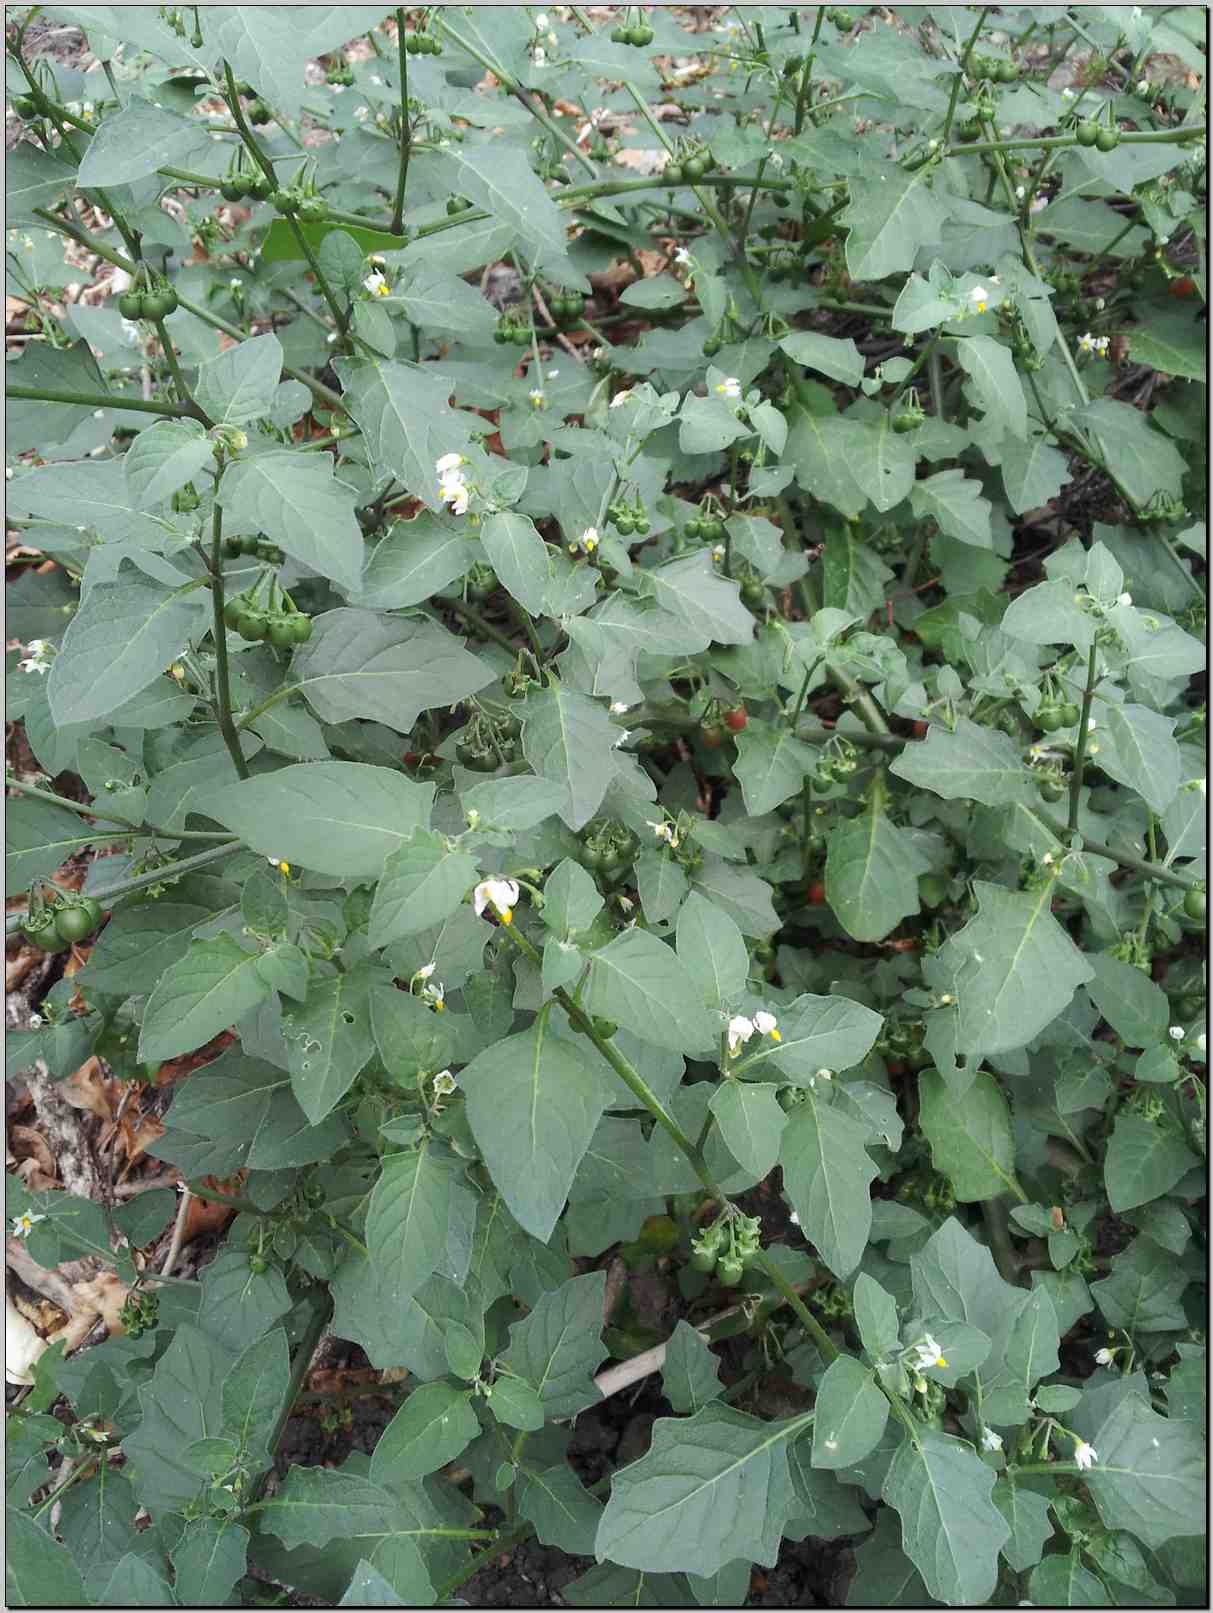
[4,4,1207,1607]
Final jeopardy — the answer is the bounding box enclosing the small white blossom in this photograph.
[911,1334,948,1371]
[11,1212,46,1239]
[432,1069,457,1097]
[609,388,634,408]
[1015,185,1026,201]
[711,543,725,560]
[363,270,390,298]
[354,104,369,121]
[17,639,53,675]
[230,277,243,291]
[648,819,678,847]
[1062,87,1076,99]
[1094,1347,1115,1366]
[1137,79,1150,95]
[416,963,436,981]
[422,980,446,1011]
[532,45,546,66]
[528,388,546,407]
[1074,1441,1097,1471]
[436,452,465,478]
[715,376,742,399]
[1196,1033,1206,1055]
[576,526,599,553]
[1116,592,1132,607]
[674,247,691,266]
[788,1210,800,1227]
[727,1015,756,1054]
[473,877,520,923]
[610,701,631,715]
[753,1010,781,1042]
[815,1068,833,1081]
[440,474,470,516]
[266,856,291,874]
[534,12,549,28]
[28,1015,42,1029]
[1169,1026,1185,1041]
[824,1435,839,1452]
[546,368,559,379]
[981,1428,1004,1452]
[970,284,989,313]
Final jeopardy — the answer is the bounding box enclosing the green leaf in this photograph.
[459,1022,610,1243]
[708,1083,785,1179]
[918,1069,1021,1202]
[677,392,753,455]
[675,892,749,1014]
[779,331,864,386]
[194,333,284,425]
[1098,703,1181,815]
[661,1321,723,1415]
[223,1327,290,1471]
[520,683,626,832]
[48,578,204,727]
[992,1475,1054,1572]
[744,993,884,1084]
[462,775,569,834]
[784,406,867,517]
[1001,435,1071,515]
[5,1507,90,1608]
[80,901,217,995]
[541,857,605,938]
[811,1355,888,1470]
[486,1375,545,1431]
[586,929,712,1053]
[432,142,570,268]
[954,335,1027,439]
[5,798,98,891]
[334,359,479,515]
[286,964,378,1125]
[890,718,1036,807]
[1074,398,1187,504]
[365,1143,458,1299]
[78,97,208,186]
[882,1429,1010,1604]
[823,522,894,616]
[517,1463,603,1556]
[398,268,500,341]
[369,985,453,1085]
[259,1467,403,1552]
[853,1274,901,1361]
[927,882,1095,1058]
[732,721,818,816]
[353,515,477,610]
[197,1248,292,1354]
[595,1403,802,1576]
[838,414,916,514]
[1085,1391,1206,1548]
[123,419,214,509]
[138,933,270,1063]
[122,1323,236,1512]
[369,830,479,951]
[170,1518,249,1608]
[648,553,755,648]
[479,512,552,616]
[370,1384,479,1485]
[842,167,948,282]
[1126,309,1207,382]
[203,762,433,878]
[1001,578,1097,650]
[504,1270,606,1420]
[635,847,689,925]
[909,469,993,547]
[1103,1111,1198,1214]
[339,1561,407,1606]
[219,451,364,592]
[1027,1550,1110,1607]
[781,1091,879,1278]
[825,798,927,943]
[979,1286,1060,1426]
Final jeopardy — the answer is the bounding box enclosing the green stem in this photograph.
[150,317,208,420]
[793,7,828,135]
[6,384,196,418]
[248,1295,333,1502]
[208,500,251,781]
[754,1251,838,1362]
[3,776,232,841]
[430,1526,536,1602]
[945,124,1202,158]
[1067,645,1099,834]
[942,6,991,144]
[287,217,349,332]
[6,841,243,935]
[444,596,522,657]
[389,8,411,235]
[1034,809,1202,892]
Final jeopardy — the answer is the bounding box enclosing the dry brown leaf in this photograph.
[62,1057,117,1121]
[9,1124,57,1182]
[47,1269,130,1351]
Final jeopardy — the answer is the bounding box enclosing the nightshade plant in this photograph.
[4,4,1208,1608]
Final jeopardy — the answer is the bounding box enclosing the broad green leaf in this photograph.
[219,451,364,591]
[365,1143,457,1298]
[811,1355,888,1470]
[286,964,378,1125]
[461,775,569,833]
[927,882,1094,1057]
[170,1518,250,1609]
[520,683,625,832]
[853,1274,901,1361]
[1103,1111,1198,1213]
[1001,435,1071,515]
[675,891,749,1013]
[259,1467,403,1552]
[369,830,479,950]
[1027,1550,1110,1606]
[1085,1391,1206,1548]
[1098,703,1181,815]
[979,1287,1061,1427]
[1090,1236,1188,1333]
[5,1507,90,1608]
[1001,578,1097,650]
[79,901,216,995]
[842,167,948,282]
[992,1476,1054,1572]
[432,142,570,268]
[196,1248,292,1354]
[487,1375,545,1431]
[504,1270,606,1419]
[677,392,753,454]
[745,993,884,1084]
[708,1083,785,1179]
[882,1430,1010,1604]
[203,762,433,878]
[480,512,552,616]
[123,419,213,509]
[781,1093,879,1278]
[785,405,867,517]
[122,1323,235,1512]
[955,335,1027,439]
[48,578,204,726]
[138,933,270,1063]
[353,515,477,609]
[919,1069,1021,1201]
[910,469,992,547]
[339,1561,407,1606]
[370,983,454,1084]
[779,331,864,385]
[541,856,605,937]
[595,1402,802,1576]
[635,848,689,925]
[825,799,927,943]
[732,721,818,816]
[194,333,284,425]
[78,97,209,186]
[397,268,500,340]
[459,1022,610,1242]
[890,718,1036,807]
[648,552,755,648]
[843,1507,925,1605]
[370,1383,479,1485]
[1073,398,1186,505]
[823,522,894,616]
[911,1218,1025,1388]
[334,358,479,514]
[1126,309,1207,382]
[222,1328,290,1471]
[517,1462,603,1556]
[661,1321,723,1415]
[586,929,712,1053]
[5,143,76,227]
[5,798,98,890]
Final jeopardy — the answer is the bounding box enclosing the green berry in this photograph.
[1095,125,1121,152]
[1183,888,1206,923]
[1076,121,1100,147]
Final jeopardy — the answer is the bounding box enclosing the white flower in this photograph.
[610,701,631,715]
[1015,185,1026,200]
[648,819,677,846]
[534,12,549,28]
[266,856,291,874]
[753,1010,781,1042]
[1137,79,1150,95]
[711,543,725,560]
[473,877,520,923]
[674,247,691,266]
[354,104,369,121]
[715,376,742,399]
[970,284,989,313]
[416,962,436,981]
[528,388,546,407]
[1030,194,1049,214]
[1169,1026,1185,1041]
[363,270,390,298]
[422,980,445,1011]
[547,30,557,46]
[17,639,53,675]
[546,368,559,379]
[727,1015,756,1054]
[435,452,465,478]
[11,1211,46,1239]
[432,1069,457,1096]
[1094,1347,1115,1366]
[788,1210,800,1227]
[928,138,939,151]
[911,1334,948,1371]
[1116,592,1132,607]
[577,526,599,552]
[1074,1441,1097,1471]
[28,1015,42,1029]
[440,474,470,516]
[1077,332,1096,354]
[1062,87,1076,100]
[532,45,546,65]
[815,1068,833,1082]
[609,388,634,408]
[1196,1034,1206,1055]
[981,1428,1004,1452]
[824,1435,839,1451]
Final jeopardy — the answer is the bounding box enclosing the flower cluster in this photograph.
[17,639,53,675]
[436,452,470,515]
[726,1011,780,1054]
[363,270,391,298]
[1077,331,1111,357]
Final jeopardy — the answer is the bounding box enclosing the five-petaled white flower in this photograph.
[422,979,446,1011]
[1074,1441,1097,1470]
[363,270,390,298]
[11,1212,46,1239]
[753,1010,781,1042]
[436,452,465,478]
[1115,591,1133,607]
[432,1069,457,1097]
[727,1015,756,1054]
[17,640,53,675]
[648,819,679,847]
[532,45,546,66]
[674,247,691,266]
[577,526,599,552]
[610,701,631,715]
[1169,1026,1185,1041]
[609,388,634,408]
[266,856,291,875]
[473,877,520,924]
[534,12,549,27]
[529,388,546,407]
[715,376,742,399]
[1094,1346,1115,1366]
[440,474,470,516]
[415,962,436,981]
[911,1334,948,1371]
[970,284,989,314]
[981,1428,1004,1452]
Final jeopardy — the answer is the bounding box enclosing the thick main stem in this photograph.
[1067,645,1099,834]
[389,9,411,235]
[208,500,251,781]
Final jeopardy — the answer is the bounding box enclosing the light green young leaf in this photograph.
[811,1355,888,1470]
[918,1069,1022,1202]
[852,1274,901,1361]
[781,1091,879,1278]
[1000,435,1071,515]
[882,1430,1010,1605]
[910,469,992,547]
[139,933,270,1064]
[648,552,756,648]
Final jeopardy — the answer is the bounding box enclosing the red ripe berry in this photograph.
[911,720,929,739]
[806,881,827,905]
[1169,277,1197,299]
[723,705,748,733]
